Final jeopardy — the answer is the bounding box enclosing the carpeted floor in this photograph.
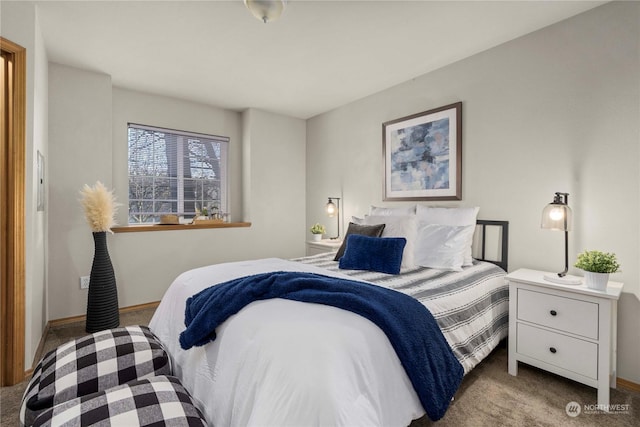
[1,308,638,426]
[409,346,639,427]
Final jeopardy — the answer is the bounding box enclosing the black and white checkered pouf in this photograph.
[21,325,173,426]
[31,376,207,427]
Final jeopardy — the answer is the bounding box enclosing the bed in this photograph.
[149,214,509,426]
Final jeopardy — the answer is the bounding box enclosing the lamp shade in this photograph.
[325,197,341,239]
[326,199,337,217]
[541,193,572,231]
[244,0,286,23]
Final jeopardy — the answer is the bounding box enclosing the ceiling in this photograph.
[34,0,605,119]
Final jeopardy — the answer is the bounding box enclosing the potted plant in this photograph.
[574,250,620,290]
[310,223,326,242]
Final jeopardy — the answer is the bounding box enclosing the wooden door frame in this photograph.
[1,37,26,386]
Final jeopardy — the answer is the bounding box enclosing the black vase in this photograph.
[86,231,120,333]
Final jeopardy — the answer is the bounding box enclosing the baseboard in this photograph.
[119,301,160,314]
[24,301,160,379]
[617,377,640,393]
[25,321,52,380]
[47,301,160,328]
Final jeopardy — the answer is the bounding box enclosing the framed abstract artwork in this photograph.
[383,102,462,201]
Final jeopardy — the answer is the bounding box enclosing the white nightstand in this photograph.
[306,239,342,256]
[506,268,623,407]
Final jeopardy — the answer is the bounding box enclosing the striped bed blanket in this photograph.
[293,252,509,374]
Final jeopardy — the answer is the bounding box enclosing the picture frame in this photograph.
[382,102,462,201]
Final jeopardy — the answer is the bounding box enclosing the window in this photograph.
[127,123,229,224]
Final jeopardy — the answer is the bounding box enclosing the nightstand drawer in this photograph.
[517,289,598,339]
[516,323,598,379]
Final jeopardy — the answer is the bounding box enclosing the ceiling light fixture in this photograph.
[244,0,286,24]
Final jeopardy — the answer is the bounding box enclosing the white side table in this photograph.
[506,268,623,408]
[306,239,342,256]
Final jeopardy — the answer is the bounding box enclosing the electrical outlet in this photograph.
[80,276,90,289]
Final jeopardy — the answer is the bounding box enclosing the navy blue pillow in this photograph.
[334,222,386,261]
[339,235,406,275]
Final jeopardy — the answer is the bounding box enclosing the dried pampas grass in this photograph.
[79,181,119,232]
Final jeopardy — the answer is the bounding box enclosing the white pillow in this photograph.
[359,215,417,269]
[414,223,476,271]
[369,205,416,216]
[416,206,479,266]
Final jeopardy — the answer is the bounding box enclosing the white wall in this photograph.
[241,108,307,234]
[48,64,113,321]
[47,72,306,319]
[1,1,49,368]
[307,2,640,382]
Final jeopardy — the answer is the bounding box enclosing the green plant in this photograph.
[310,223,326,235]
[574,250,620,273]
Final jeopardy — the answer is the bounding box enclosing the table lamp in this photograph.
[541,192,581,285]
[326,197,341,240]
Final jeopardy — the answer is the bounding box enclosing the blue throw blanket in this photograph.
[179,271,463,421]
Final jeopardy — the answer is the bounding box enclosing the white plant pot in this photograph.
[583,271,609,291]
[311,234,322,242]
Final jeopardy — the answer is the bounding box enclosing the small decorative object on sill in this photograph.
[574,250,620,291]
[192,205,227,224]
[79,181,120,333]
[160,214,179,225]
[310,223,326,242]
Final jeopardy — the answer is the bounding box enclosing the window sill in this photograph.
[111,222,251,233]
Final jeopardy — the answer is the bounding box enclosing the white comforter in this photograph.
[149,258,425,427]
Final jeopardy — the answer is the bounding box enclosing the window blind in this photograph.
[128,123,229,224]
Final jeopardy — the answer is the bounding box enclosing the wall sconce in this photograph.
[541,192,580,284]
[326,197,341,240]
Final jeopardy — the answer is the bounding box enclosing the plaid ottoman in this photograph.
[32,376,207,427]
[21,326,172,426]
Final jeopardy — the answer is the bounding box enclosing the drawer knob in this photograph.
[549,347,557,354]
[550,310,557,316]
